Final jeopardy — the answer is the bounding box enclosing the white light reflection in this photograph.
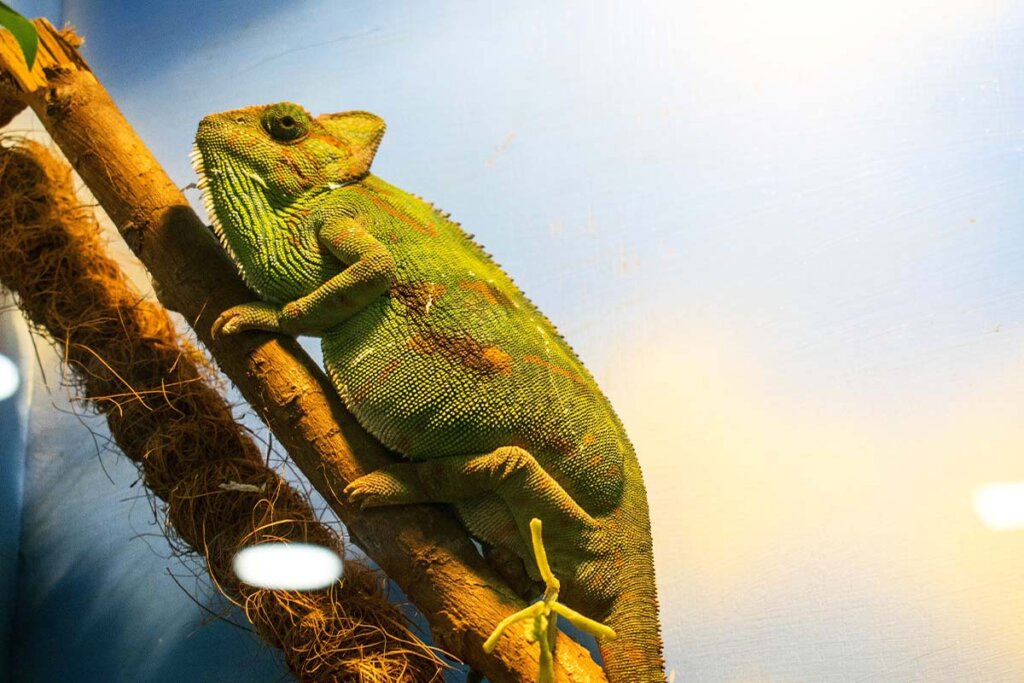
[0,353,19,402]
[974,482,1024,531]
[232,543,343,590]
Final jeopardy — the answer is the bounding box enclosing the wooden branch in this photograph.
[0,19,607,682]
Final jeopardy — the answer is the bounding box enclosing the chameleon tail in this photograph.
[597,456,666,682]
[599,564,665,682]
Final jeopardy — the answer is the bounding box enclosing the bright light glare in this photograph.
[0,353,20,402]
[974,482,1024,531]
[232,543,343,590]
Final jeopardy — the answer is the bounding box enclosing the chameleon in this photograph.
[193,101,665,682]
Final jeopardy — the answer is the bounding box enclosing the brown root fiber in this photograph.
[0,138,445,682]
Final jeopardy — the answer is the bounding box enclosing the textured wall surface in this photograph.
[1,0,1023,681]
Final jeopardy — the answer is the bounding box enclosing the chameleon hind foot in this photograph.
[344,446,594,528]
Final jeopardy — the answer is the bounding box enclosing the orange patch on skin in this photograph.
[351,358,402,403]
[582,433,598,446]
[457,280,516,308]
[407,336,430,355]
[458,280,500,305]
[546,432,580,459]
[522,354,586,386]
[351,186,437,237]
[408,333,513,375]
[481,346,513,372]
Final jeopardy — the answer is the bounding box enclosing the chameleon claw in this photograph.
[211,313,238,339]
[210,312,230,339]
[342,479,385,509]
[342,481,365,503]
[211,306,251,339]
[210,301,283,339]
[344,467,426,508]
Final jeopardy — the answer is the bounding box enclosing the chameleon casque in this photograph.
[193,102,665,681]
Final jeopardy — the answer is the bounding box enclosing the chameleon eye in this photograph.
[261,102,310,142]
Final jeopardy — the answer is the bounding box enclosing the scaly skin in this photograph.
[194,102,665,682]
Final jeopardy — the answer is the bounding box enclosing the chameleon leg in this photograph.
[277,218,396,334]
[344,446,595,529]
[211,216,396,338]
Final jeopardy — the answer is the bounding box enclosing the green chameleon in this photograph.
[193,101,665,682]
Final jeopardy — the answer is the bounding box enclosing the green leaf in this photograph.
[0,2,37,70]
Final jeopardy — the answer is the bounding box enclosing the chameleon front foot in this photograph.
[211,301,282,338]
[344,464,428,508]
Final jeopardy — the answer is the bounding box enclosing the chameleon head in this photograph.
[193,101,386,201]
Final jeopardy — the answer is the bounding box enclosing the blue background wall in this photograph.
[0,309,30,680]
[2,0,1024,681]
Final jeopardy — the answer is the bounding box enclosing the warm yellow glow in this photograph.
[601,327,1024,663]
[974,482,1024,531]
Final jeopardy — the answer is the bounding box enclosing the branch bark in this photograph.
[0,19,607,682]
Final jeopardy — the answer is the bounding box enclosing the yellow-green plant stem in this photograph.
[484,518,617,682]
